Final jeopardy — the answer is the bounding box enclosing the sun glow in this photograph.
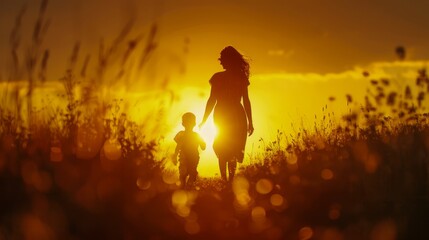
[198,121,218,147]
[164,87,222,177]
[196,118,220,176]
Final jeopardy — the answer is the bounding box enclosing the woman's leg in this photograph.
[227,159,237,182]
[218,158,227,181]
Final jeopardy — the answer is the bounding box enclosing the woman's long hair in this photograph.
[220,46,250,80]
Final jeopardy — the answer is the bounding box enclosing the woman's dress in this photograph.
[210,71,249,162]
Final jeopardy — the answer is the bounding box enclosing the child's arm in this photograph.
[172,132,182,165]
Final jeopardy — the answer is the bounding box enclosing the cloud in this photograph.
[252,60,429,83]
[267,49,284,56]
[267,49,295,58]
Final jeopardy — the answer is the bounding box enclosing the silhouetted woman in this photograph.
[200,46,254,182]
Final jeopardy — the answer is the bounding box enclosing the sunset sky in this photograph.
[1,0,429,176]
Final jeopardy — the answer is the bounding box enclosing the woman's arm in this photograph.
[200,86,216,127]
[243,87,254,136]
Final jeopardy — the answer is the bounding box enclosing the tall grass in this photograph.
[1,2,167,239]
[237,68,429,239]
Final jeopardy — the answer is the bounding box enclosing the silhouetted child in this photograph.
[173,112,206,188]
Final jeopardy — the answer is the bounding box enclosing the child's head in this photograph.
[182,112,196,130]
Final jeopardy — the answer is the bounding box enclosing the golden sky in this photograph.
[2,0,429,75]
[1,0,429,176]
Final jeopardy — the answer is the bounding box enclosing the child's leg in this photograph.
[227,159,237,182]
[188,166,198,187]
[186,158,198,187]
[218,158,227,181]
[179,163,188,188]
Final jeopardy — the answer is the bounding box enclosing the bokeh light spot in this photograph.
[256,178,273,194]
[21,214,54,240]
[365,154,380,173]
[328,204,342,220]
[370,219,397,240]
[287,154,298,164]
[163,171,179,185]
[50,147,63,162]
[136,177,151,190]
[235,192,251,209]
[270,194,284,207]
[251,206,266,223]
[103,139,122,161]
[233,176,250,193]
[299,226,314,240]
[321,168,334,180]
[233,176,251,209]
[177,206,191,218]
[329,208,341,220]
[185,220,200,235]
[172,190,188,207]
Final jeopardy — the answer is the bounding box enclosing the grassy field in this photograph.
[2,1,429,239]
[2,78,429,239]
